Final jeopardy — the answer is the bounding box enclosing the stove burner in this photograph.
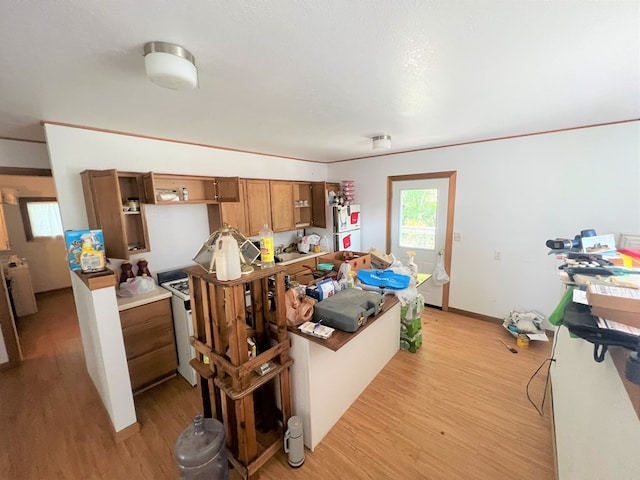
[167,279,190,295]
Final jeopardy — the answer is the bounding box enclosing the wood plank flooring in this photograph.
[0,288,555,479]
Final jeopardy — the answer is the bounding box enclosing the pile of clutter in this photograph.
[502,310,548,340]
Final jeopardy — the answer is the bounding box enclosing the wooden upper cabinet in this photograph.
[0,205,10,251]
[245,179,273,236]
[311,181,327,228]
[81,170,150,260]
[294,181,327,229]
[269,181,295,233]
[210,178,249,235]
[142,173,239,205]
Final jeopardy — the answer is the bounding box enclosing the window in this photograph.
[399,188,438,250]
[18,197,64,241]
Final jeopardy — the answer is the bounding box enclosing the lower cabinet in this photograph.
[285,258,317,285]
[120,298,177,394]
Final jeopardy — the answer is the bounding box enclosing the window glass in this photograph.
[399,188,437,250]
[19,198,64,240]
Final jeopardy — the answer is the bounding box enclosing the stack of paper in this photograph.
[299,321,335,339]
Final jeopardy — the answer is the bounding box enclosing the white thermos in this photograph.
[284,416,304,468]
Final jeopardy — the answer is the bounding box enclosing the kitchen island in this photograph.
[287,295,401,450]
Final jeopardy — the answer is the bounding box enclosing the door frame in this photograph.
[0,266,22,370]
[386,171,457,311]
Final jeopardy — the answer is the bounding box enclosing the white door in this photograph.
[391,178,449,307]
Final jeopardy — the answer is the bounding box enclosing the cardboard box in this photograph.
[590,306,640,329]
[587,284,640,312]
[318,251,371,273]
[64,229,106,272]
[587,284,640,329]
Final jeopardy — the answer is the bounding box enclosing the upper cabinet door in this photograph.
[218,178,248,234]
[215,177,240,202]
[311,181,327,228]
[245,179,272,236]
[269,181,295,233]
[81,170,150,260]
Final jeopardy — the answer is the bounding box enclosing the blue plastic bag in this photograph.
[356,269,411,290]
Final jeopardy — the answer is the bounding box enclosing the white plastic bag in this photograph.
[431,251,450,286]
[118,276,156,297]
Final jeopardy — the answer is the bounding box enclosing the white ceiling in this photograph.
[1,1,638,162]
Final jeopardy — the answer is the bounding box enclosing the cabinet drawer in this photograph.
[128,344,177,393]
[122,316,175,360]
[120,298,171,330]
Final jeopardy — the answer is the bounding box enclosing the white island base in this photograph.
[288,301,401,450]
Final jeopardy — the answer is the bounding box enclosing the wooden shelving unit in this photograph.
[186,265,292,480]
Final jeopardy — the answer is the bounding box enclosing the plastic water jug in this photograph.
[175,414,229,480]
[284,415,305,467]
[215,230,241,281]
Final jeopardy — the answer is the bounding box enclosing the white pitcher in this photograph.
[215,232,241,281]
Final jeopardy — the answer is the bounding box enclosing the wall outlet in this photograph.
[453,232,461,241]
[296,229,304,238]
[494,251,502,261]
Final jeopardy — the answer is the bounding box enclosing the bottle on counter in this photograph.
[182,187,189,201]
[119,261,135,284]
[259,224,275,269]
[136,258,151,277]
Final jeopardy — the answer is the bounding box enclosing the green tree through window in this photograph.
[400,189,437,249]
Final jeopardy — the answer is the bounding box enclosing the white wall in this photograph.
[0,139,50,169]
[44,125,328,274]
[328,122,640,320]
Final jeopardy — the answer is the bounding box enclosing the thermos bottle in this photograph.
[284,416,305,468]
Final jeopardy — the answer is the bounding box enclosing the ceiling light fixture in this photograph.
[143,41,198,90]
[372,134,392,150]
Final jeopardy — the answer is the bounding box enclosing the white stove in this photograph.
[161,278,191,301]
[158,269,196,387]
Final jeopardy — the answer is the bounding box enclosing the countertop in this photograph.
[274,251,327,267]
[288,294,399,351]
[117,285,172,311]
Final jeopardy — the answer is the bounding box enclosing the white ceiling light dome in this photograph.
[143,41,198,90]
[372,134,392,150]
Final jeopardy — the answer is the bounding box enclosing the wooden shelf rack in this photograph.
[186,265,292,480]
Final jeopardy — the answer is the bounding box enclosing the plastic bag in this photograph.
[431,251,450,286]
[118,276,156,297]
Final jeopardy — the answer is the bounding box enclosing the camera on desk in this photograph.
[545,229,597,251]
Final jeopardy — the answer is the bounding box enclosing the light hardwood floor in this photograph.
[0,288,555,479]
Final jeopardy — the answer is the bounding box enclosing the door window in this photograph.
[399,188,438,250]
